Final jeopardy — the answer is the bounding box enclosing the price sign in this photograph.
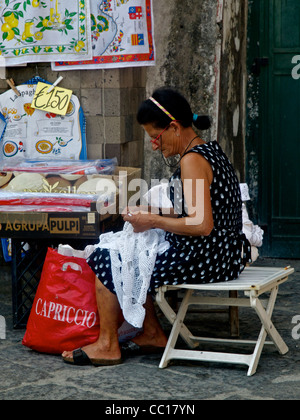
[31,82,73,116]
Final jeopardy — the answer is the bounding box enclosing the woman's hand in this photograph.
[122,207,155,233]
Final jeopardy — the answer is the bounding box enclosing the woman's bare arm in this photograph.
[123,153,214,237]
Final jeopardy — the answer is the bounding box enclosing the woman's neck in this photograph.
[179,130,204,157]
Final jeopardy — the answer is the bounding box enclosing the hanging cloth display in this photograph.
[0,0,92,66]
[52,0,155,70]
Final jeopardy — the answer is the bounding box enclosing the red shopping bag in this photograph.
[22,248,100,354]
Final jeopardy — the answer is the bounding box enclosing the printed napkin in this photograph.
[52,0,155,70]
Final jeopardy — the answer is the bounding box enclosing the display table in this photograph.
[0,205,120,328]
[0,165,141,328]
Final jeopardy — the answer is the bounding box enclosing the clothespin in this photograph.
[6,79,20,96]
[47,76,63,93]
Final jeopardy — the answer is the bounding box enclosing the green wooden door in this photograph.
[247,0,300,258]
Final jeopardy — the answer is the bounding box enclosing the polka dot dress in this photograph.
[87,141,252,295]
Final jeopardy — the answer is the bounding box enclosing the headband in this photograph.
[149,97,176,121]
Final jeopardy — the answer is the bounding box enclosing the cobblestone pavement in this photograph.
[0,258,300,400]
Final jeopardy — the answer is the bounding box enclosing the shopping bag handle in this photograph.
[62,262,83,273]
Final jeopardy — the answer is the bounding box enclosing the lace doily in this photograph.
[98,222,170,328]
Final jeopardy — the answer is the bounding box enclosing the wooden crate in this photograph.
[113,166,142,209]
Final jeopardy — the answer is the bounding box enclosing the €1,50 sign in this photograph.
[31,82,73,116]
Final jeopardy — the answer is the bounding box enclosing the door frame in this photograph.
[246,0,271,256]
[246,0,300,258]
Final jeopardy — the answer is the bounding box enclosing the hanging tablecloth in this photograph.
[0,0,92,65]
[52,0,155,70]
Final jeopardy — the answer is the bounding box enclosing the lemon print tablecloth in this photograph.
[0,0,92,65]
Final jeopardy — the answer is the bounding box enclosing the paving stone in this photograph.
[0,258,299,400]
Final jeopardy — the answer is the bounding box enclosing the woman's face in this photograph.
[143,123,177,158]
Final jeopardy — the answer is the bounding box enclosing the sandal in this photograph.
[121,341,165,357]
[62,348,123,367]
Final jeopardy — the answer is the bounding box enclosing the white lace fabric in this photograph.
[97,222,170,328]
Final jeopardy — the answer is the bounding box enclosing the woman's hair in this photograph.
[137,87,211,131]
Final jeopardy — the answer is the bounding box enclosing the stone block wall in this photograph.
[143,0,249,184]
[143,0,220,183]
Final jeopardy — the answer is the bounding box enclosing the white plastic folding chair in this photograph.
[156,266,294,376]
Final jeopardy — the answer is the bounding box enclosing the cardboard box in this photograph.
[87,166,142,210]
[0,166,141,197]
[0,167,141,238]
[0,211,101,239]
[113,166,142,209]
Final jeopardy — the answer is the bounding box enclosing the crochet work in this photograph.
[98,222,170,328]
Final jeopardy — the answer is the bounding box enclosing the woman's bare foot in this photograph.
[130,296,168,349]
[132,326,168,349]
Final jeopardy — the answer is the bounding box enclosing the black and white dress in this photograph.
[87,141,252,295]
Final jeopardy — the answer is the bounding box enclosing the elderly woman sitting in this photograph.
[62,87,251,367]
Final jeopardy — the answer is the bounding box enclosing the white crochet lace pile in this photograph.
[98,222,170,328]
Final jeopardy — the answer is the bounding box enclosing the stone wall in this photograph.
[143,0,248,184]
[218,0,249,182]
[143,0,220,183]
